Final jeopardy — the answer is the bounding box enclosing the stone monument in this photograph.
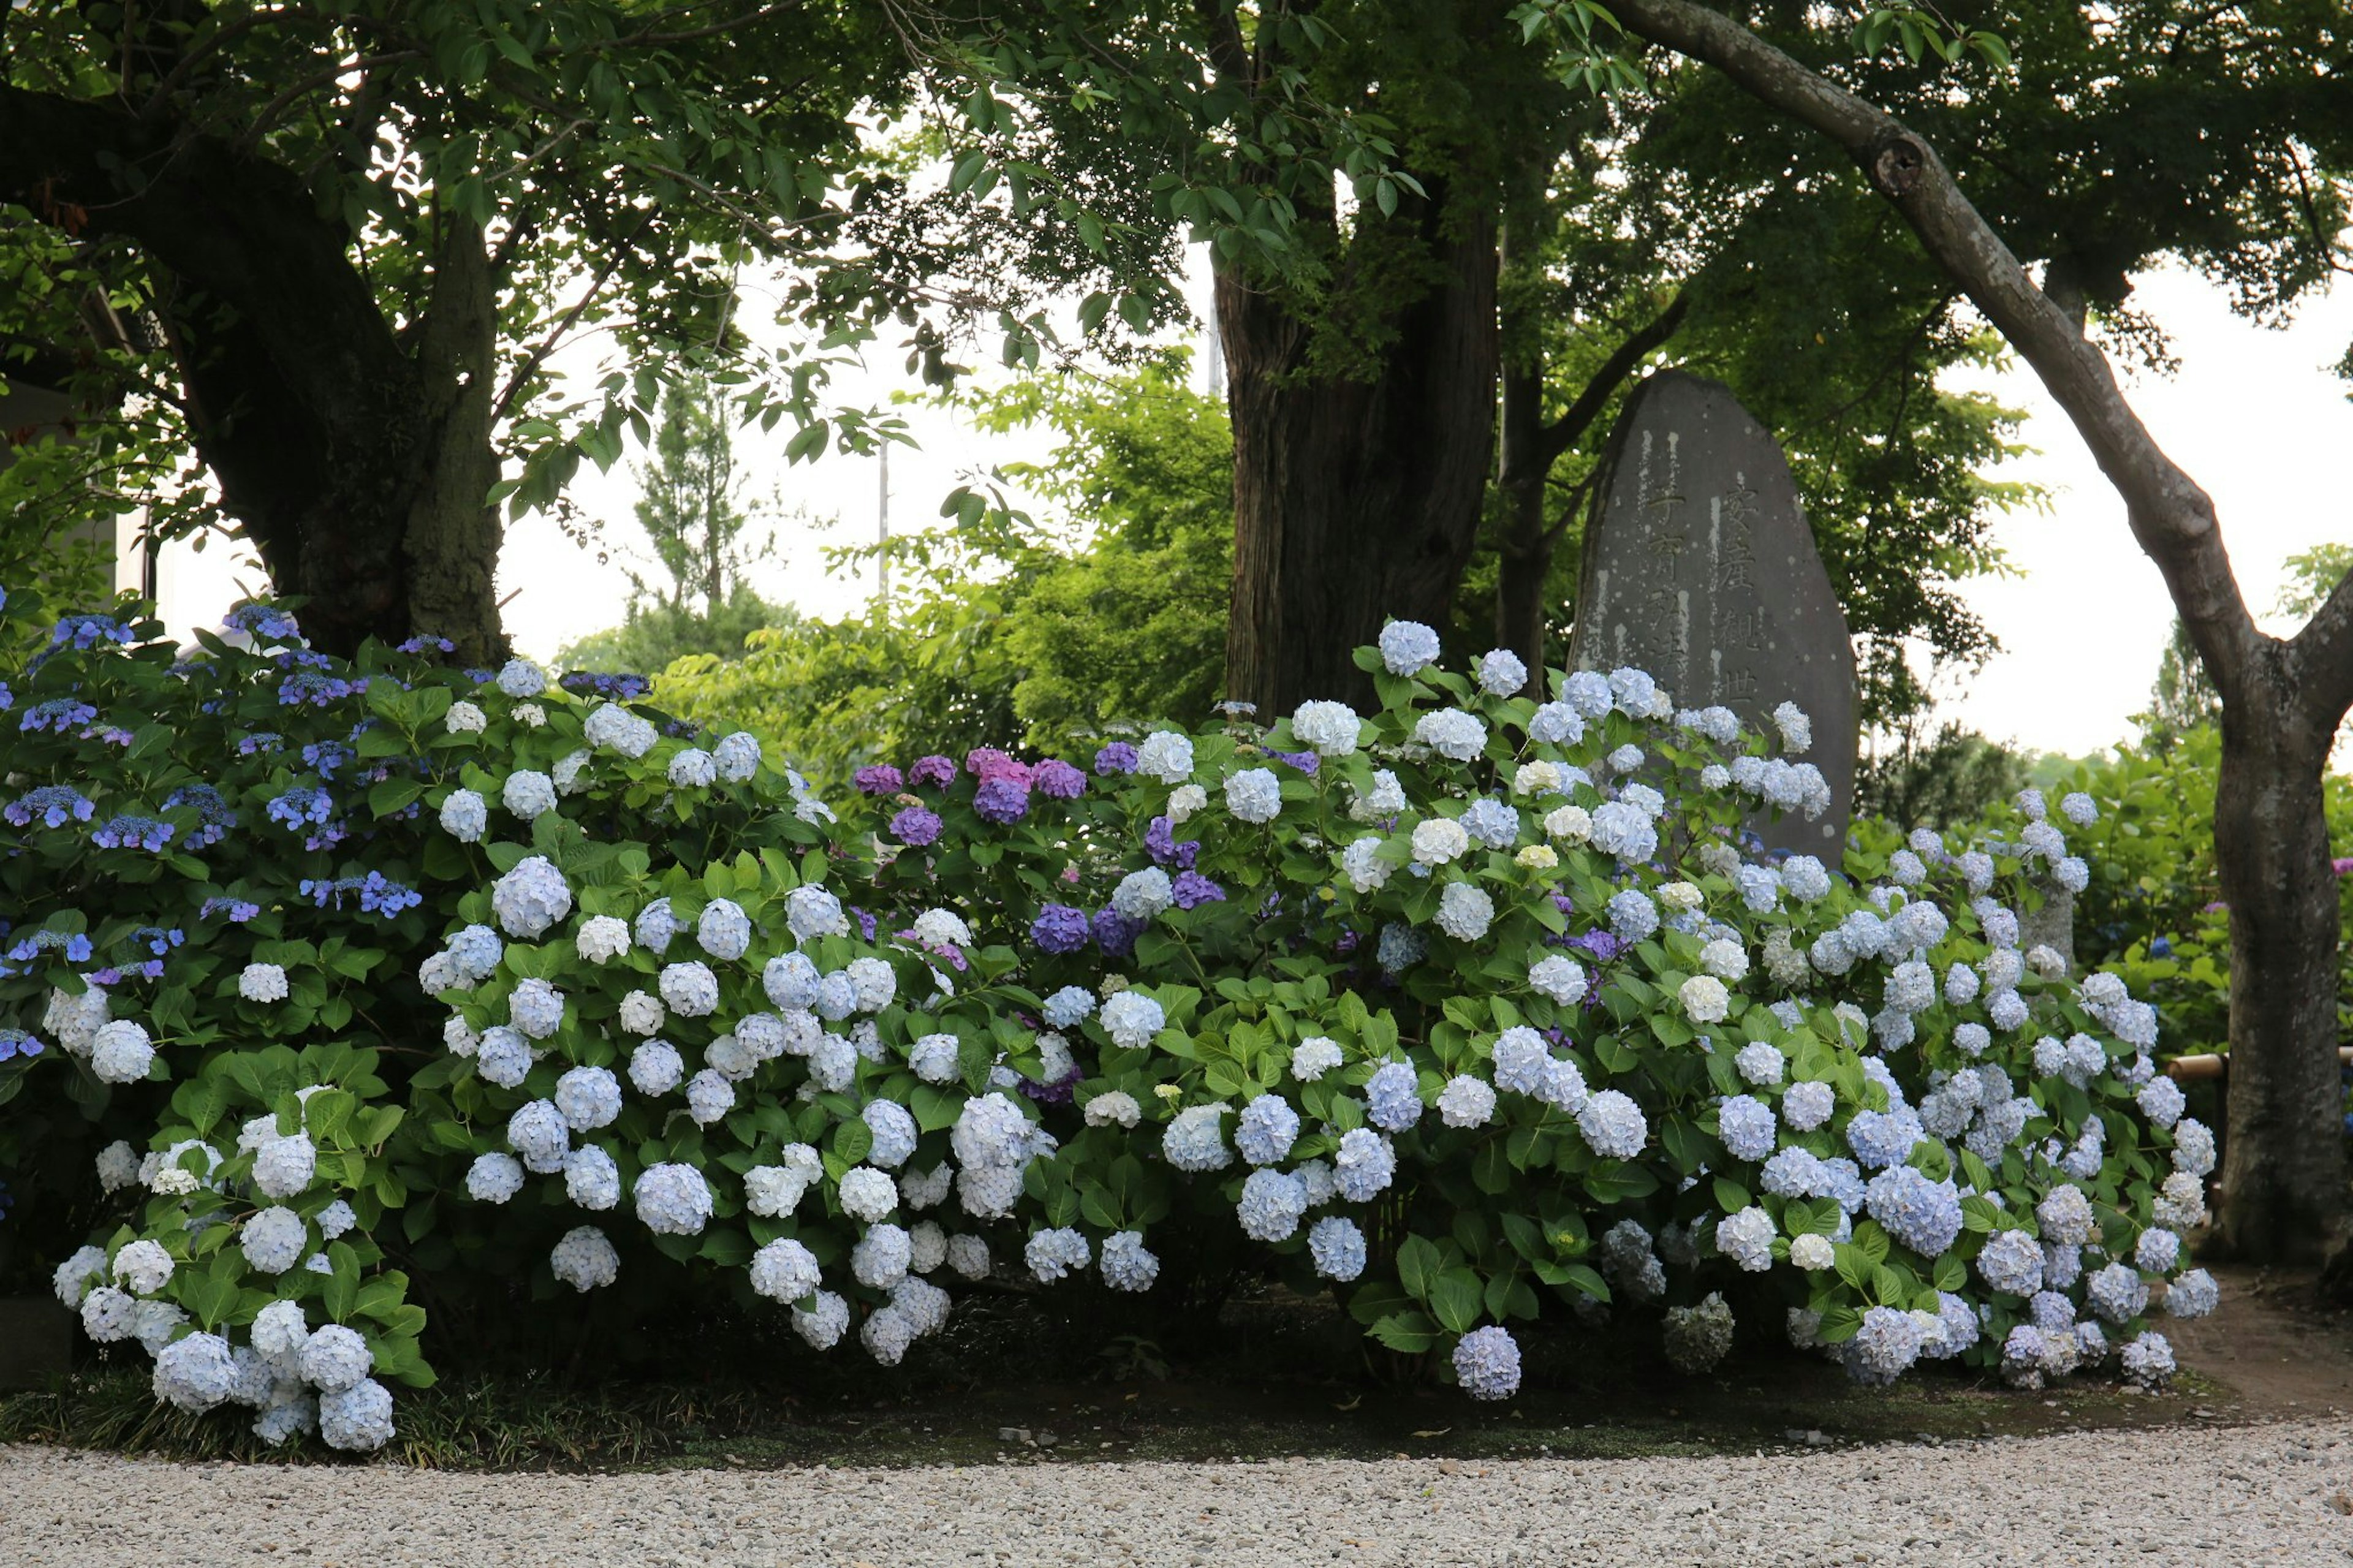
[1567,369,1858,854]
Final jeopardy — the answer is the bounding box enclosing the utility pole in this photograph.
[876,441,891,617]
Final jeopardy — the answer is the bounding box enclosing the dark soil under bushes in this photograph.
[12,1262,2341,1472]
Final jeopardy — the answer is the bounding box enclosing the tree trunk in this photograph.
[1493,351,1553,688]
[0,88,508,664]
[2211,683,2346,1262]
[1594,0,2353,1265]
[1218,197,1500,716]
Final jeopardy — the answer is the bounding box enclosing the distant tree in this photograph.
[2141,619,2224,755]
[1857,721,2033,830]
[559,379,789,673]
[556,586,796,679]
[655,358,1232,781]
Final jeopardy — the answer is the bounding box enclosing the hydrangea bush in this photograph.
[1,585,2215,1452]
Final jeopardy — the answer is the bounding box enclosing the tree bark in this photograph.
[1495,270,1688,687]
[0,84,508,662]
[2213,675,2346,1262]
[1219,195,1500,714]
[1599,0,2353,1262]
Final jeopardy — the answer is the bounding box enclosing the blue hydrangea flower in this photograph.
[1452,1326,1521,1401]
[1716,1094,1777,1162]
[1364,1062,1422,1131]
[90,815,175,852]
[5,786,96,828]
[1237,1168,1309,1241]
[1308,1216,1366,1280]
[1862,1166,1962,1257]
[1234,1094,1301,1166]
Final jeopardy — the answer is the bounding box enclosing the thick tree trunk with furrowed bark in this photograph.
[2213,683,2346,1262]
[0,85,507,663]
[1218,197,1500,716]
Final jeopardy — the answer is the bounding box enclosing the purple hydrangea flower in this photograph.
[1265,749,1320,776]
[20,699,98,733]
[1144,816,1200,870]
[1171,871,1227,910]
[907,755,958,789]
[91,815,176,852]
[1092,908,1144,958]
[6,786,96,828]
[559,671,651,699]
[1033,759,1086,800]
[1031,904,1093,954]
[1566,929,1623,963]
[849,906,880,942]
[854,764,905,796]
[890,806,944,847]
[973,778,1031,825]
[1093,742,1139,775]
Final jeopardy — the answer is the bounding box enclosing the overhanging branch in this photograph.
[1597,0,2265,701]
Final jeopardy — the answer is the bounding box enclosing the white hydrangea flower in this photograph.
[501,770,556,820]
[1437,1075,1497,1128]
[1542,804,1593,845]
[1083,1089,1142,1129]
[1434,882,1494,942]
[634,1162,713,1236]
[491,855,572,939]
[251,1135,317,1200]
[658,961,721,1017]
[1411,817,1469,866]
[1136,730,1195,784]
[445,700,487,734]
[548,1227,618,1292]
[1341,835,1393,893]
[1378,619,1441,675]
[298,1324,373,1393]
[1291,700,1362,757]
[239,963,290,1003]
[1474,648,1528,695]
[466,1153,525,1203]
[575,915,631,965]
[786,885,851,944]
[1679,975,1730,1024]
[1290,1037,1344,1081]
[751,1237,823,1303]
[1224,768,1283,825]
[112,1239,174,1296]
[94,1143,140,1195]
[91,1019,154,1084]
[1413,708,1487,762]
[669,748,719,787]
[241,1207,308,1274]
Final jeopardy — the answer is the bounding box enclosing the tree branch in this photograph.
[2292,562,2353,722]
[490,213,654,425]
[1597,0,2264,700]
[1536,287,1691,469]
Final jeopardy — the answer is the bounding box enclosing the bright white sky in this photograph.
[152,257,2351,762]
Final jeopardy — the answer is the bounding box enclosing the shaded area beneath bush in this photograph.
[9,1263,2340,1471]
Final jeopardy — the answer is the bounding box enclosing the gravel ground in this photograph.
[4,1420,2351,1567]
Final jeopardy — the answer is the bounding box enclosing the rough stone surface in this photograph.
[1570,369,1857,854]
[4,1422,2349,1566]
